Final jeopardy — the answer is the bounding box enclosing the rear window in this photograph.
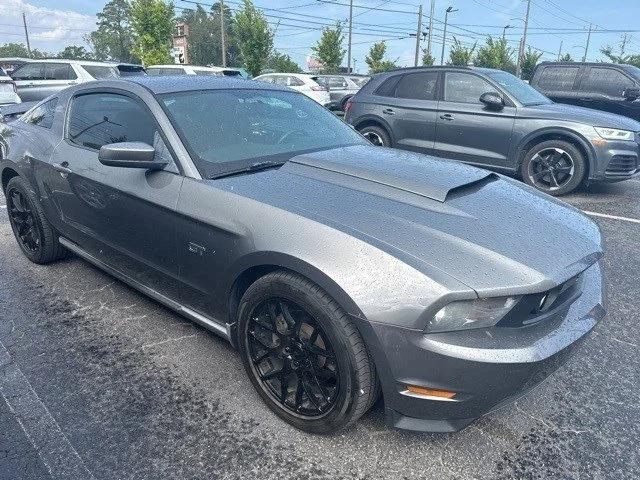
[81,65,118,79]
[579,67,635,97]
[373,75,402,97]
[536,66,580,91]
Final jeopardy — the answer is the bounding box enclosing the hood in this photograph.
[217,145,603,296]
[524,102,640,130]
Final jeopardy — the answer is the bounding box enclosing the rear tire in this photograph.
[358,124,391,147]
[520,140,586,196]
[237,271,377,434]
[5,176,66,264]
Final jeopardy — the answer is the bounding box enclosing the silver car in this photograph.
[0,68,20,106]
[0,76,605,433]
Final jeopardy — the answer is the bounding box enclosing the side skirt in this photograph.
[58,237,233,344]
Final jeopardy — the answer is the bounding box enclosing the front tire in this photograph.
[358,124,391,147]
[5,176,66,264]
[521,140,586,196]
[237,271,378,434]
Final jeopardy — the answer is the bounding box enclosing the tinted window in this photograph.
[11,62,44,80]
[25,98,58,129]
[580,67,635,97]
[81,65,117,79]
[444,72,498,104]
[536,66,580,91]
[395,72,438,100]
[68,93,157,150]
[43,63,77,80]
[160,89,366,178]
[374,75,402,96]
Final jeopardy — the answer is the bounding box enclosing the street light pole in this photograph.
[502,24,512,41]
[440,6,457,65]
[347,0,353,73]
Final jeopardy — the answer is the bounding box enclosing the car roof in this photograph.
[110,75,288,94]
[17,58,121,67]
[372,65,503,77]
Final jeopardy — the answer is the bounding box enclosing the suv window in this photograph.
[25,98,58,129]
[68,93,157,150]
[374,75,402,97]
[288,76,304,86]
[580,67,635,97]
[10,62,44,80]
[44,63,77,80]
[536,66,580,91]
[395,72,438,100]
[81,65,117,79]
[444,72,498,104]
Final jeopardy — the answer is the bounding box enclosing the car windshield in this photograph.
[160,88,366,178]
[485,70,551,106]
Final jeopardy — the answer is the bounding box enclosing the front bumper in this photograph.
[589,136,639,182]
[361,262,604,433]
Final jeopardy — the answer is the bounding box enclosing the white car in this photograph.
[147,65,224,76]
[0,68,20,106]
[253,73,331,105]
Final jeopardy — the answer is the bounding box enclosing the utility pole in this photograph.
[347,0,353,73]
[557,40,563,61]
[22,12,31,58]
[582,23,592,62]
[414,4,423,66]
[621,32,629,55]
[440,6,457,65]
[220,0,227,67]
[426,0,435,60]
[516,0,530,78]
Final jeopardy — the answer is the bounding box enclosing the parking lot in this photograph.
[0,179,639,480]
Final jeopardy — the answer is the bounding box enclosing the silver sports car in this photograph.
[0,76,605,433]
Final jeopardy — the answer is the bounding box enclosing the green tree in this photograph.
[178,4,216,66]
[520,46,543,80]
[422,50,435,66]
[474,36,515,72]
[211,2,242,66]
[88,0,136,62]
[365,41,397,74]
[267,51,302,73]
[0,43,48,58]
[601,45,640,68]
[312,22,345,73]
[130,0,174,66]
[57,45,93,60]
[234,0,273,77]
[559,52,573,62]
[447,37,476,66]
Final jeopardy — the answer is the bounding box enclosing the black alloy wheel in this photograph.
[7,187,41,255]
[527,147,575,192]
[246,298,339,418]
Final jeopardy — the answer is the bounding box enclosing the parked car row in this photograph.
[0,74,606,435]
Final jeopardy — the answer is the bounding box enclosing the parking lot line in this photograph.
[0,340,97,480]
[583,210,640,225]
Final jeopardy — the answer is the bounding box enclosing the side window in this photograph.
[537,66,580,91]
[10,62,44,80]
[444,72,498,104]
[580,68,635,97]
[43,63,77,80]
[68,93,158,150]
[374,75,402,97]
[81,65,117,79]
[288,76,304,87]
[25,98,58,129]
[395,72,438,100]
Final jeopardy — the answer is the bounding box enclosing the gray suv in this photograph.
[346,66,640,195]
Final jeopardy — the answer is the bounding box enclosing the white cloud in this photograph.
[0,0,97,52]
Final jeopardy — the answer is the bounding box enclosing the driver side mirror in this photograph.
[98,142,166,170]
[623,87,640,101]
[479,92,505,110]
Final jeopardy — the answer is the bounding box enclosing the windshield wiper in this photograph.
[209,160,287,179]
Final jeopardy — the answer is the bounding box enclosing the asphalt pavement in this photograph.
[1,180,639,480]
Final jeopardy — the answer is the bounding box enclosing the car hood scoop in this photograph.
[286,145,497,202]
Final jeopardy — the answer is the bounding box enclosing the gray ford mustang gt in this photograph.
[0,76,605,434]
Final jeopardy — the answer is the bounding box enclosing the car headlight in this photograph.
[427,296,519,333]
[593,126,635,141]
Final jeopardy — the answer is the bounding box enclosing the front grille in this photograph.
[606,155,638,175]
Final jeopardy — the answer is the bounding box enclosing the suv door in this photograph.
[576,66,640,121]
[377,71,440,154]
[46,90,183,297]
[435,71,515,169]
[11,62,78,102]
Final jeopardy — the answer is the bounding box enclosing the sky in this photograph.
[2,0,640,72]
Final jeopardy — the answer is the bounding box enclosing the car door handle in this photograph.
[383,108,395,115]
[439,113,454,120]
[52,162,72,176]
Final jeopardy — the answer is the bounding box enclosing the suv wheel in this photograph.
[5,176,67,264]
[521,140,586,196]
[359,125,390,147]
[237,271,378,434]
